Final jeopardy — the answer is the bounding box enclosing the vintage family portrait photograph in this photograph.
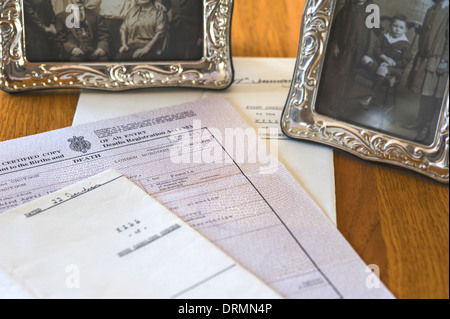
[23,0,204,63]
[315,0,449,146]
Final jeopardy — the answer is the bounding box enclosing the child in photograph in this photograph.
[360,14,412,108]
[317,0,373,117]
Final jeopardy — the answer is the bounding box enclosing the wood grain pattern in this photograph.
[0,0,448,299]
[335,150,449,298]
[0,91,79,141]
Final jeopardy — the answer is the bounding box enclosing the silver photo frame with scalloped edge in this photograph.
[0,0,234,92]
[282,0,449,183]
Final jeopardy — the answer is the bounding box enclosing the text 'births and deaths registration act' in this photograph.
[0,97,394,299]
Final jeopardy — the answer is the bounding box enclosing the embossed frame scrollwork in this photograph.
[0,0,234,92]
[281,0,449,183]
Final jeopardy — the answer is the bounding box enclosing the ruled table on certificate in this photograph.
[0,97,394,299]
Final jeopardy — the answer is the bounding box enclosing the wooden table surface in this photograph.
[0,0,448,299]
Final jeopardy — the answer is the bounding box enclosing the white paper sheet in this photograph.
[73,57,336,225]
[0,169,281,299]
[0,97,394,298]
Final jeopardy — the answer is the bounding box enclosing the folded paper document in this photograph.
[0,97,394,298]
[0,169,281,299]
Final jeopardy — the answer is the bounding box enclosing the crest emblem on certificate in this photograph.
[68,136,91,153]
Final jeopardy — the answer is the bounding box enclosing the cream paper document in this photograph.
[73,57,336,225]
[0,97,394,298]
[0,169,281,299]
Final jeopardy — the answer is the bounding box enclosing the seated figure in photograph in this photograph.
[316,0,373,118]
[97,0,168,60]
[116,0,168,61]
[97,0,136,59]
[407,0,449,143]
[55,0,110,61]
[360,14,413,108]
[23,0,58,62]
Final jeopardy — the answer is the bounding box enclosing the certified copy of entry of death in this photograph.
[0,97,394,299]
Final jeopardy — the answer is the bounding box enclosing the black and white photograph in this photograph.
[315,0,449,145]
[23,0,204,63]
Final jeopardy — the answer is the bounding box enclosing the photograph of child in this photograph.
[360,14,412,109]
[23,0,204,63]
[315,0,449,145]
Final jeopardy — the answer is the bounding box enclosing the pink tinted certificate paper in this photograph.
[0,97,393,298]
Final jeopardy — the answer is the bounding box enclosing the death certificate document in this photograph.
[0,97,394,299]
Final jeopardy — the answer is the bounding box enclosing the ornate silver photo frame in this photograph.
[0,0,234,92]
[282,0,449,183]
